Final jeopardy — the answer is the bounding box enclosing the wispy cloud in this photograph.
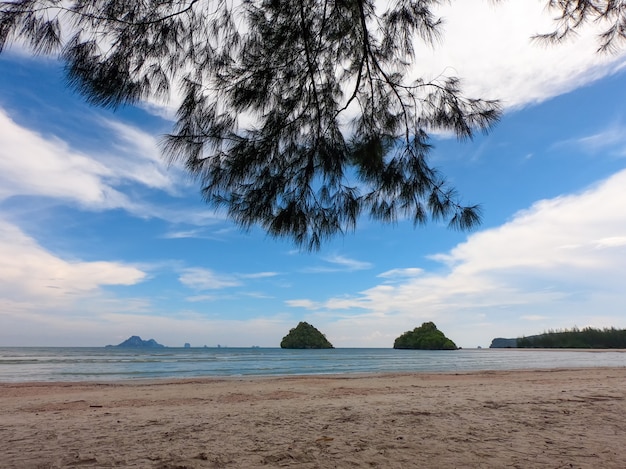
[377,268,424,279]
[178,268,279,291]
[0,220,146,306]
[240,272,279,279]
[0,109,123,207]
[0,108,174,204]
[161,226,233,240]
[594,236,626,248]
[285,299,320,310]
[521,315,549,322]
[185,294,218,302]
[577,127,626,153]
[178,268,242,290]
[243,291,274,299]
[553,124,626,158]
[303,254,372,273]
[328,255,372,270]
[99,118,183,194]
[288,169,626,346]
[0,107,227,227]
[162,229,206,239]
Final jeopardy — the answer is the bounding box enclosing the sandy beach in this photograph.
[1,368,625,468]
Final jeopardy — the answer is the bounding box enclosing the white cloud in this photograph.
[438,172,626,279]
[179,268,280,293]
[185,294,218,302]
[243,291,274,299]
[303,254,372,273]
[0,109,123,206]
[133,1,626,119]
[239,271,279,279]
[0,107,227,226]
[577,127,626,152]
[0,220,146,306]
[0,108,175,207]
[285,299,320,310]
[415,1,626,109]
[377,268,424,279]
[521,315,548,322]
[99,118,181,193]
[325,255,372,270]
[289,169,626,347]
[179,267,242,290]
[162,229,205,239]
[554,124,626,157]
[595,236,626,248]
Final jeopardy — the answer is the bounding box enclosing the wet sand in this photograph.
[1,368,625,468]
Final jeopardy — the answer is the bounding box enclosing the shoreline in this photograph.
[3,347,626,384]
[2,367,625,468]
[0,364,624,386]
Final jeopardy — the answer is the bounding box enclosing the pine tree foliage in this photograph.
[535,1,626,53]
[0,0,502,249]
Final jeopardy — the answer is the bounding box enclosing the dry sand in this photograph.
[1,368,625,468]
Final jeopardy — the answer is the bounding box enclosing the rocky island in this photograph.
[393,322,458,350]
[105,336,165,348]
[280,322,333,349]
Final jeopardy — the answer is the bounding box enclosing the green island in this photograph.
[517,327,626,348]
[393,322,458,350]
[280,322,334,349]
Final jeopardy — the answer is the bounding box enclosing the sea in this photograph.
[1,347,625,383]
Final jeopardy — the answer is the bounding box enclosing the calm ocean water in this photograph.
[1,347,625,382]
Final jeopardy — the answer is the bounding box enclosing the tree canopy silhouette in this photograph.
[1,1,622,249]
[534,1,626,53]
[517,327,626,349]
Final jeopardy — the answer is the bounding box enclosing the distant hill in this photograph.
[489,337,520,348]
[490,327,626,348]
[105,336,165,348]
[490,335,547,348]
[517,327,626,348]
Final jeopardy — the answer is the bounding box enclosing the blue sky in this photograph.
[1,1,626,348]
